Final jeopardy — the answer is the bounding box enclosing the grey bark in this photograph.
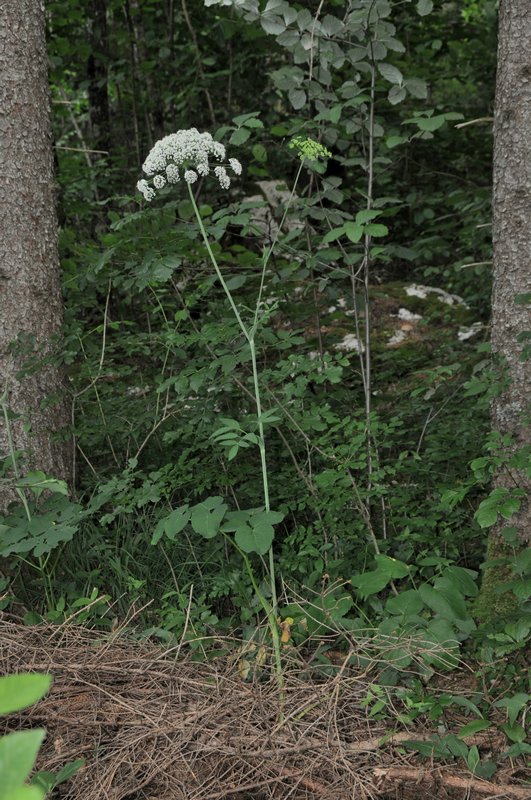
[490,0,531,544]
[0,0,70,510]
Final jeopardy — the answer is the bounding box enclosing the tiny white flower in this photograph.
[229,157,242,175]
[212,141,226,160]
[137,128,242,198]
[136,179,155,201]
[214,166,230,190]
[166,164,180,183]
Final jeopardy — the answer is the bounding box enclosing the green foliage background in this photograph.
[1,1,529,695]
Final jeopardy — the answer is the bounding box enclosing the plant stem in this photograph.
[188,185,283,684]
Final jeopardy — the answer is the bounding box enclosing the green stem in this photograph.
[253,159,305,330]
[188,185,282,683]
[188,185,249,341]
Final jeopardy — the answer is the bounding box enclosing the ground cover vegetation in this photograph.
[0,0,529,797]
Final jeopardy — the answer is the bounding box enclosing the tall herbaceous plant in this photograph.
[137,128,329,681]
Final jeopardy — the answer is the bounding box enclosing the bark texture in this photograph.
[477,0,531,619]
[0,0,70,509]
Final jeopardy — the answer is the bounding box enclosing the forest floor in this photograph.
[1,618,528,800]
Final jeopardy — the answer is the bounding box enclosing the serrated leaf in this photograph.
[344,222,364,243]
[378,62,403,85]
[417,0,433,15]
[475,500,498,528]
[0,675,52,716]
[321,14,343,36]
[388,86,407,105]
[229,128,251,145]
[386,135,407,148]
[406,77,428,99]
[355,209,381,225]
[322,226,345,244]
[364,223,389,238]
[288,88,307,109]
[261,15,286,36]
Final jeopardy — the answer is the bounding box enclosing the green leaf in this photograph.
[500,722,526,743]
[232,112,262,127]
[321,14,343,36]
[251,144,267,162]
[364,223,389,238]
[190,497,227,539]
[0,675,52,716]
[288,88,307,110]
[467,745,480,773]
[475,501,499,528]
[230,128,251,145]
[344,222,364,243]
[422,619,460,670]
[386,135,408,148]
[405,77,428,99]
[163,507,190,541]
[441,567,479,597]
[494,693,530,726]
[385,589,424,617]
[235,522,274,555]
[322,226,346,244]
[378,63,403,85]
[261,15,286,36]
[458,719,491,738]
[351,570,390,598]
[0,730,46,794]
[251,510,285,526]
[221,510,252,532]
[419,583,459,620]
[355,209,381,225]
[388,86,406,105]
[374,554,410,579]
[5,787,44,800]
[417,0,433,15]
[443,733,470,760]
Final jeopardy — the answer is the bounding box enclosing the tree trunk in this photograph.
[0,0,70,510]
[476,0,531,620]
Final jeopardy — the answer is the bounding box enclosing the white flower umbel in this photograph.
[136,127,243,200]
[214,166,230,189]
[136,179,155,201]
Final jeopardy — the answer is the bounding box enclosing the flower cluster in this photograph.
[288,135,332,162]
[136,128,242,200]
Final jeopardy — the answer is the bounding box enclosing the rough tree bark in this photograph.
[476,0,531,620]
[0,0,70,510]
